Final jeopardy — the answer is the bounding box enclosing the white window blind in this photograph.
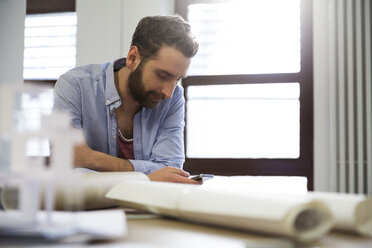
[23,12,77,80]
[187,0,300,75]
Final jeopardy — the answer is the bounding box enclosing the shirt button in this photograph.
[106,100,110,104]
[113,136,116,140]
[115,101,120,105]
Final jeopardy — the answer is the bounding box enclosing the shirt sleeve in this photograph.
[130,86,185,174]
[53,74,83,129]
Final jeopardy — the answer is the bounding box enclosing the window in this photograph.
[24,0,76,86]
[176,0,313,189]
[24,12,77,81]
[187,0,301,75]
[187,83,300,159]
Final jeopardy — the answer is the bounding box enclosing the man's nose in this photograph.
[161,82,175,99]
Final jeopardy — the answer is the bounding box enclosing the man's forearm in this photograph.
[74,143,134,172]
[89,151,134,172]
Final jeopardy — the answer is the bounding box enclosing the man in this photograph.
[53,15,199,184]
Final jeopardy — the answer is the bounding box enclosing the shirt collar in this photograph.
[105,58,126,106]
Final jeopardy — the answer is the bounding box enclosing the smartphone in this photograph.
[189,174,214,181]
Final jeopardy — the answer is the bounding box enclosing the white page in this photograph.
[201,175,307,195]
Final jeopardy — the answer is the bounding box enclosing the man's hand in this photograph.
[73,142,197,182]
[148,167,202,184]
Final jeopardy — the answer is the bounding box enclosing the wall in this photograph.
[313,0,331,191]
[76,0,175,66]
[0,0,25,135]
[0,1,25,190]
[0,0,26,86]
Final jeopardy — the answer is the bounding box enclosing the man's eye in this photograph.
[158,74,168,79]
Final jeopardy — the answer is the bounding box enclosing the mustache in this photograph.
[149,91,166,100]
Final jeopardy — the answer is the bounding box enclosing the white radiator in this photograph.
[328,0,372,195]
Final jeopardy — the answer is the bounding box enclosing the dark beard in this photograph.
[128,62,162,109]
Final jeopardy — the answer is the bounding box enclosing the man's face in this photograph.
[128,46,191,109]
[128,61,155,108]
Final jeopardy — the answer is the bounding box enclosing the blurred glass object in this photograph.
[14,89,54,132]
[0,86,54,170]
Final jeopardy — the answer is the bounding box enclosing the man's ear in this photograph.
[126,46,141,71]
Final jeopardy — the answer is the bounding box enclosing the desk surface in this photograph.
[121,214,372,248]
[1,211,372,248]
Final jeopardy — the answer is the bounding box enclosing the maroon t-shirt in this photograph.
[117,131,134,159]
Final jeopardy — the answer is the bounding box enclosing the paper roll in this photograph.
[308,192,372,236]
[106,180,333,242]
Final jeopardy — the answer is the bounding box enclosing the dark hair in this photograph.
[131,15,199,61]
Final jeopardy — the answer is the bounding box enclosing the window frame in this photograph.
[25,0,75,87]
[176,0,314,189]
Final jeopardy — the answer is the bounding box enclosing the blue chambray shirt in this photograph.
[53,59,185,174]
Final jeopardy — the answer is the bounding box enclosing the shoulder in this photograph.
[162,84,184,108]
[58,62,110,84]
[170,84,184,102]
[173,84,184,95]
[159,84,185,113]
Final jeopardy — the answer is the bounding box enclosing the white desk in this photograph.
[1,210,372,247]
[122,213,372,248]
